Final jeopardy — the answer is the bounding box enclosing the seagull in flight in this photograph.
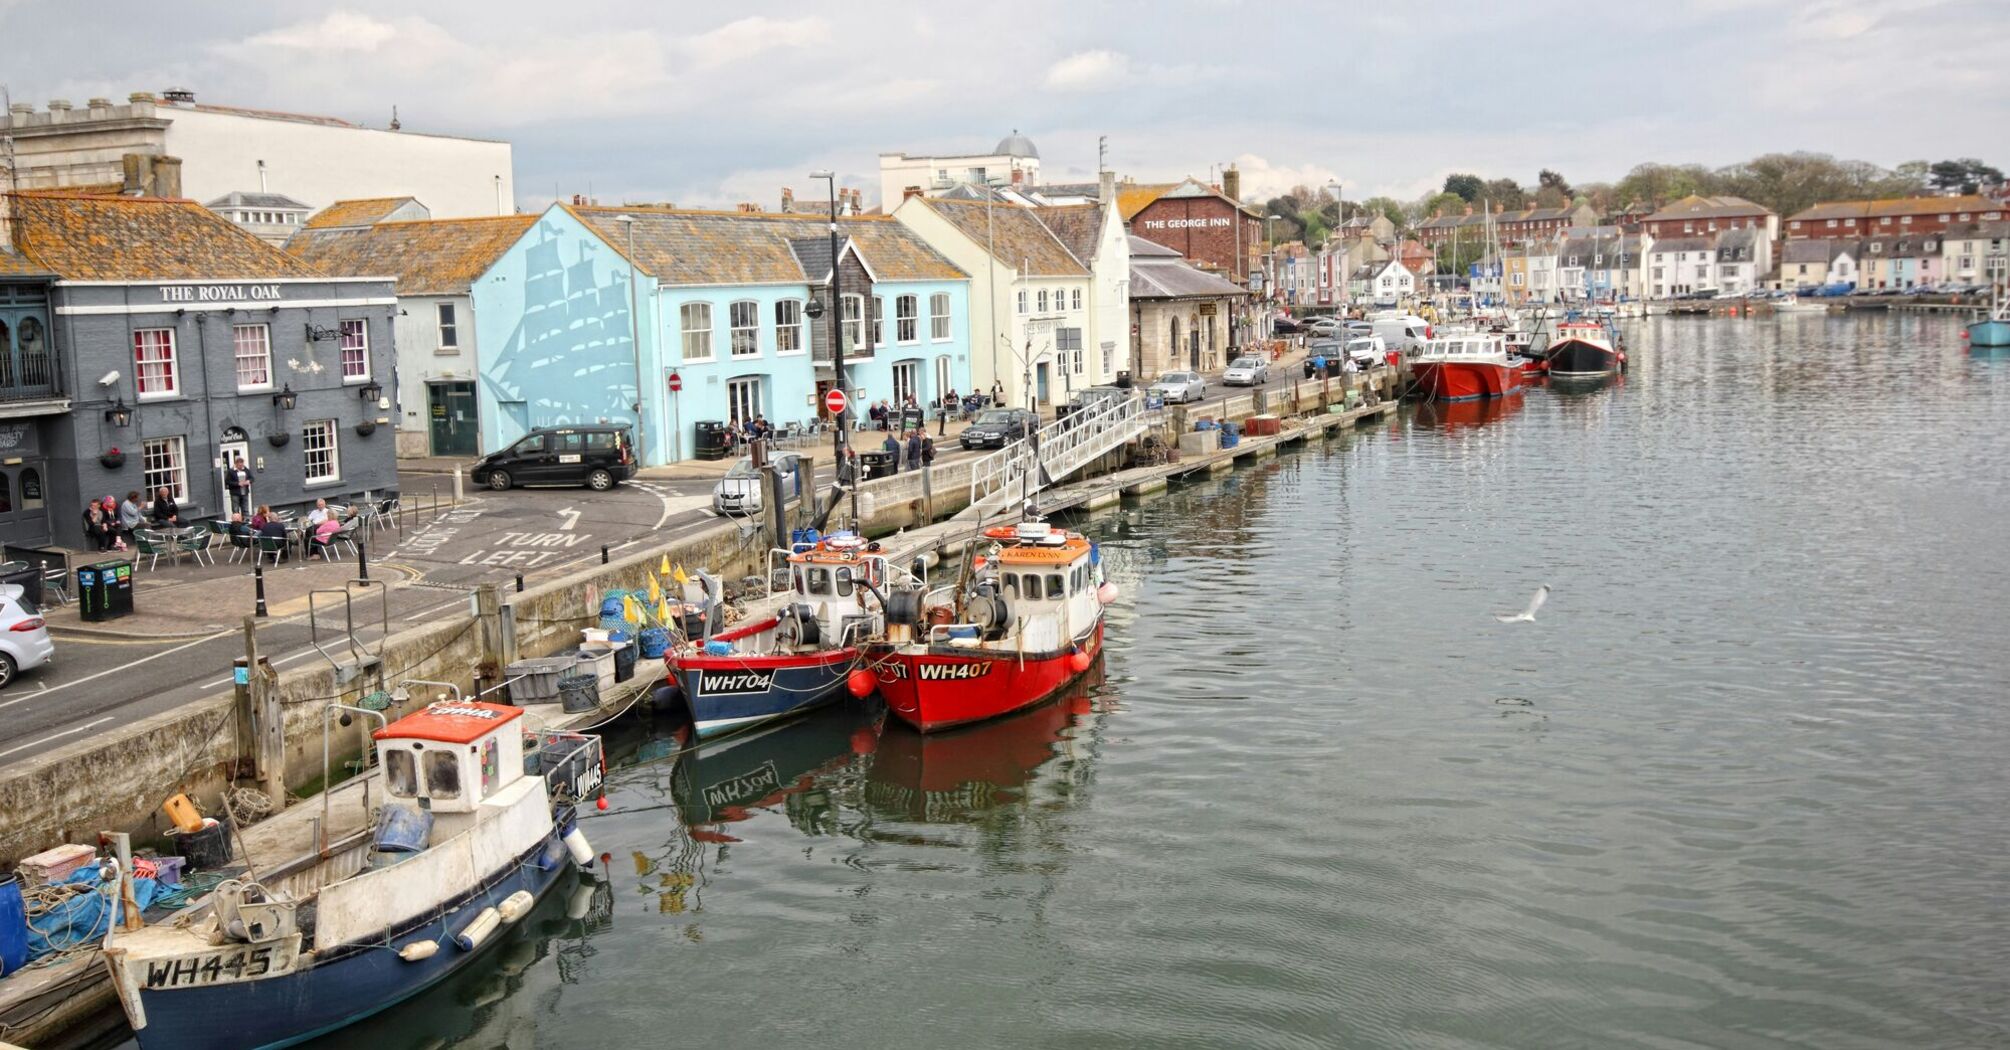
[1495,585,1549,623]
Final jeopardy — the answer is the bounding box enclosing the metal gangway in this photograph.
[965,395,1155,518]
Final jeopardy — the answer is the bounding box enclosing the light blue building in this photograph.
[472,204,971,465]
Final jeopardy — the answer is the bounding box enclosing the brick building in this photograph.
[1639,195,1776,241]
[1125,175,1264,288]
[1783,195,2002,239]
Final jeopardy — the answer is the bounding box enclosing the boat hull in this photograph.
[1967,319,2010,348]
[670,645,859,738]
[127,830,572,1050]
[1545,337,1622,378]
[1410,360,1522,401]
[874,621,1104,733]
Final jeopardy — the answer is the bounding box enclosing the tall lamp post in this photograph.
[809,170,854,525]
[614,214,651,461]
[1326,180,1345,308]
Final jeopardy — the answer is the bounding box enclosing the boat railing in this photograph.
[533,729,605,806]
[321,703,388,857]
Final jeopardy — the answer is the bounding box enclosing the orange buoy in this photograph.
[1069,649,1093,673]
[847,669,877,698]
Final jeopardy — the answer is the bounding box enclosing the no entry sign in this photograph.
[666,371,683,392]
[824,388,848,416]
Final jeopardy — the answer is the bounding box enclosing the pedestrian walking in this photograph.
[921,434,936,468]
[906,430,922,471]
[882,431,901,474]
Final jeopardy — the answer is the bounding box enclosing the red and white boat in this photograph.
[867,522,1112,733]
[1408,330,1524,400]
[1543,319,1626,379]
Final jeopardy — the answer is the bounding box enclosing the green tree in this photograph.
[1361,196,1406,229]
[1930,158,2003,194]
[1538,169,1573,197]
[1481,178,1525,210]
[1443,173,1485,202]
[1422,191,1467,219]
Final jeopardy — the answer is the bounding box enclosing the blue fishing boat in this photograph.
[1967,278,2009,348]
[103,701,604,1050]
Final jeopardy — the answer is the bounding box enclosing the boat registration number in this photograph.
[138,938,300,989]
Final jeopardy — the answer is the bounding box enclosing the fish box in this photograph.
[1178,431,1214,457]
[19,843,97,887]
[1243,415,1282,436]
[505,657,576,705]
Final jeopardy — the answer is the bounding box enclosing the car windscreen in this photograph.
[1159,373,1193,383]
[974,411,1016,425]
[1229,359,1261,369]
[724,459,759,479]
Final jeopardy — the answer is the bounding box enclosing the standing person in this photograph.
[149,486,180,526]
[905,429,922,473]
[882,431,901,474]
[990,380,1003,407]
[921,433,937,469]
[227,456,254,519]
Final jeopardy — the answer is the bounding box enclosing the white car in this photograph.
[1149,371,1207,403]
[1222,356,1270,386]
[712,452,803,515]
[0,584,53,689]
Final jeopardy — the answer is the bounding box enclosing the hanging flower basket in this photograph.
[354,420,378,437]
[99,448,126,469]
[267,432,291,449]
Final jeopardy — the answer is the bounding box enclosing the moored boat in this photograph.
[1544,318,1626,379]
[868,521,1111,733]
[666,534,888,738]
[1408,330,1524,400]
[1966,280,2009,348]
[104,700,604,1050]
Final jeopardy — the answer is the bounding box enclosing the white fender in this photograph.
[398,940,439,962]
[497,890,536,924]
[563,826,594,866]
[454,907,501,952]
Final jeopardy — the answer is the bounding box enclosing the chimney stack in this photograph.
[902,186,924,203]
[736,202,759,213]
[151,156,182,199]
[0,189,12,254]
[1222,164,1241,203]
[780,187,794,213]
[1099,169,1116,205]
[121,153,152,196]
[572,193,586,206]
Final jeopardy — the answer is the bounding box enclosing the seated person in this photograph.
[255,513,289,557]
[119,490,145,536]
[82,502,116,552]
[305,498,332,527]
[308,515,343,559]
[250,504,274,530]
[149,486,180,526]
[227,512,253,540]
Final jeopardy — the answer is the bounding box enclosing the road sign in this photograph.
[824,388,848,416]
[667,371,683,393]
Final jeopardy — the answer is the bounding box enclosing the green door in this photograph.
[428,382,478,457]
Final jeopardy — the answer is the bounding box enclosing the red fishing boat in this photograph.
[867,521,1112,733]
[1408,330,1524,400]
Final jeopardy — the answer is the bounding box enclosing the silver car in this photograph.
[712,452,802,515]
[1149,371,1206,404]
[1222,357,1269,386]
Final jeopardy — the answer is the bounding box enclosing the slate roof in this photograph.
[921,199,1087,276]
[206,191,311,211]
[1644,195,1772,221]
[1715,228,1761,254]
[568,206,967,286]
[1033,205,1104,266]
[304,197,423,229]
[5,191,329,280]
[1646,237,1713,255]
[1782,238,1850,265]
[1944,220,2010,239]
[1788,194,1995,223]
[1157,179,1264,217]
[1127,236,1246,299]
[285,215,538,295]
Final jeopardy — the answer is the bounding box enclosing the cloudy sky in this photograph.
[4,0,2005,210]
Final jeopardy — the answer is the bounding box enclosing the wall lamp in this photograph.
[304,323,341,341]
[358,380,383,402]
[272,384,299,410]
[103,398,132,427]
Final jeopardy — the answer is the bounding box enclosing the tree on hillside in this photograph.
[1930,158,2004,195]
[1538,169,1573,197]
[1481,178,1526,210]
[1615,162,1709,211]
[1422,191,1467,220]
[1443,173,1485,202]
[1577,182,1618,217]
[1361,196,1407,229]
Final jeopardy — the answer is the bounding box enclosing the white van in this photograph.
[1371,314,1433,352]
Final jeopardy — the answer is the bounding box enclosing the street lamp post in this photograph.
[810,170,854,525]
[1327,180,1344,308]
[615,214,650,462]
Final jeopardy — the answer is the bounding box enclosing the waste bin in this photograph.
[859,451,897,480]
[76,560,134,622]
[693,421,733,460]
[898,406,924,430]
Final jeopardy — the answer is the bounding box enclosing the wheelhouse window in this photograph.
[930,292,951,340]
[302,419,340,484]
[385,750,417,797]
[424,750,461,799]
[729,300,759,357]
[339,319,370,380]
[232,323,272,390]
[133,328,179,399]
[896,294,919,343]
[142,436,188,502]
[681,302,714,361]
[775,299,804,354]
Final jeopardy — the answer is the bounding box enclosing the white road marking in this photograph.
[557,507,581,531]
[0,716,115,759]
[198,646,322,688]
[31,629,235,699]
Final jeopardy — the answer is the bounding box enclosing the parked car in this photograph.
[1304,338,1344,376]
[1271,316,1304,335]
[1222,356,1270,386]
[1344,335,1387,366]
[1370,314,1432,352]
[1056,386,1133,425]
[0,584,53,689]
[959,408,1037,449]
[1149,371,1207,404]
[473,425,637,491]
[712,452,802,515]
[1343,319,1373,336]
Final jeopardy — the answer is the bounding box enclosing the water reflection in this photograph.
[1410,391,1527,431]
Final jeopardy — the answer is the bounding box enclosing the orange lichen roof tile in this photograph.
[924,199,1088,276]
[6,192,330,281]
[0,248,52,278]
[566,206,966,286]
[287,215,537,295]
[304,197,419,229]
[1117,183,1176,221]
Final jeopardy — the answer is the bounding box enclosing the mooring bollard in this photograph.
[356,539,369,582]
[600,545,609,565]
[254,562,268,618]
[514,573,524,593]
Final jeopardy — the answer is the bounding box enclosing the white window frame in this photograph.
[339,319,371,382]
[728,299,760,357]
[774,299,805,356]
[680,302,714,362]
[1037,289,1049,312]
[437,302,459,352]
[141,436,188,503]
[841,294,865,350]
[1071,287,1082,310]
[725,375,762,424]
[133,328,180,400]
[929,292,951,341]
[302,419,341,485]
[873,296,886,348]
[895,294,919,343]
[231,323,272,392]
[1017,289,1028,314]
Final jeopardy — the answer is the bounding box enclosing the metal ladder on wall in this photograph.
[964,396,1155,518]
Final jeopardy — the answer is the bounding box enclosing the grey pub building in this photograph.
[0,184,395,550]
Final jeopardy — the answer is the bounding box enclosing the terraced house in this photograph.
[0,187,395,549]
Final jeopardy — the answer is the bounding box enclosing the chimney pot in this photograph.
[780,187,795,213]
[902,186,923,202]
[121,153,151,196]
[151,155,182,199]
[737,202,759,213]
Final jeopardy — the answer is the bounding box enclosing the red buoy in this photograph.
[847,668,877,698]
[596,796,609,811]
[1069,649,1093,673]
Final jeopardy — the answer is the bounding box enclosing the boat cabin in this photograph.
[374,701,527,816]
[983,523,1100,648]
[782,534,885,644]
[1416,332,1508,361]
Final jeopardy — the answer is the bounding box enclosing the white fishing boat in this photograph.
[1775,293,1828,313]
[103,698,604,1050]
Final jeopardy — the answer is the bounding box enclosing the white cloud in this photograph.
[1229,154,1341,202]
[680,16,827,71]
[245,11,401,51]
[1043,50,1131,92]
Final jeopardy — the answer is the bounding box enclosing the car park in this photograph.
[1222,356,1270,386]
[712,452,803,515]
[472,425,637,491]
[1149,371,1207,404]
[0,584,53,689]
[959,408,1038,449]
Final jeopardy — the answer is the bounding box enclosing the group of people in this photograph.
[878,429,936,475]
[80,487,190,552]
[226,499,353,561]
[865,396,920,432]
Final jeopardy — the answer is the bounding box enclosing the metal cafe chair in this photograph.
[131,529,176,571]
[253,533,288,569]
[175,526,217,568]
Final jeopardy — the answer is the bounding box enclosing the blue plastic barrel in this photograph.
[374,806,434,853]
[947,626,979,640]
[704,640,734,656]
[638,627,671,659]
[0,874,28,975]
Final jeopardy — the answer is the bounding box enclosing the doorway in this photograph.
[1034,363,1050,407]
[429,382,478,457]
[218,435,250,517]
[892,360,920,407]
[726,376,764,427]
[0,463,49,548]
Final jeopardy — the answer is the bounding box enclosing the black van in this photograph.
[472,425,637,491]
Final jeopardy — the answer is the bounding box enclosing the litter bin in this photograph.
[859,451,897,480]
[76,560,134,622]
[693,421,733,460]
[898,406,924,430]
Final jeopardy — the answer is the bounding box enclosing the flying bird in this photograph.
[1495,585,1549,623]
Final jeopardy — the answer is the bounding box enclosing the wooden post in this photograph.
[473,583,505,692]
[245,617,285,801]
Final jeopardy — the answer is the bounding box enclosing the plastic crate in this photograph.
[506,657,575,705]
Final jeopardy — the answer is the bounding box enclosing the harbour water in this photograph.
[285,312,2009,1049]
